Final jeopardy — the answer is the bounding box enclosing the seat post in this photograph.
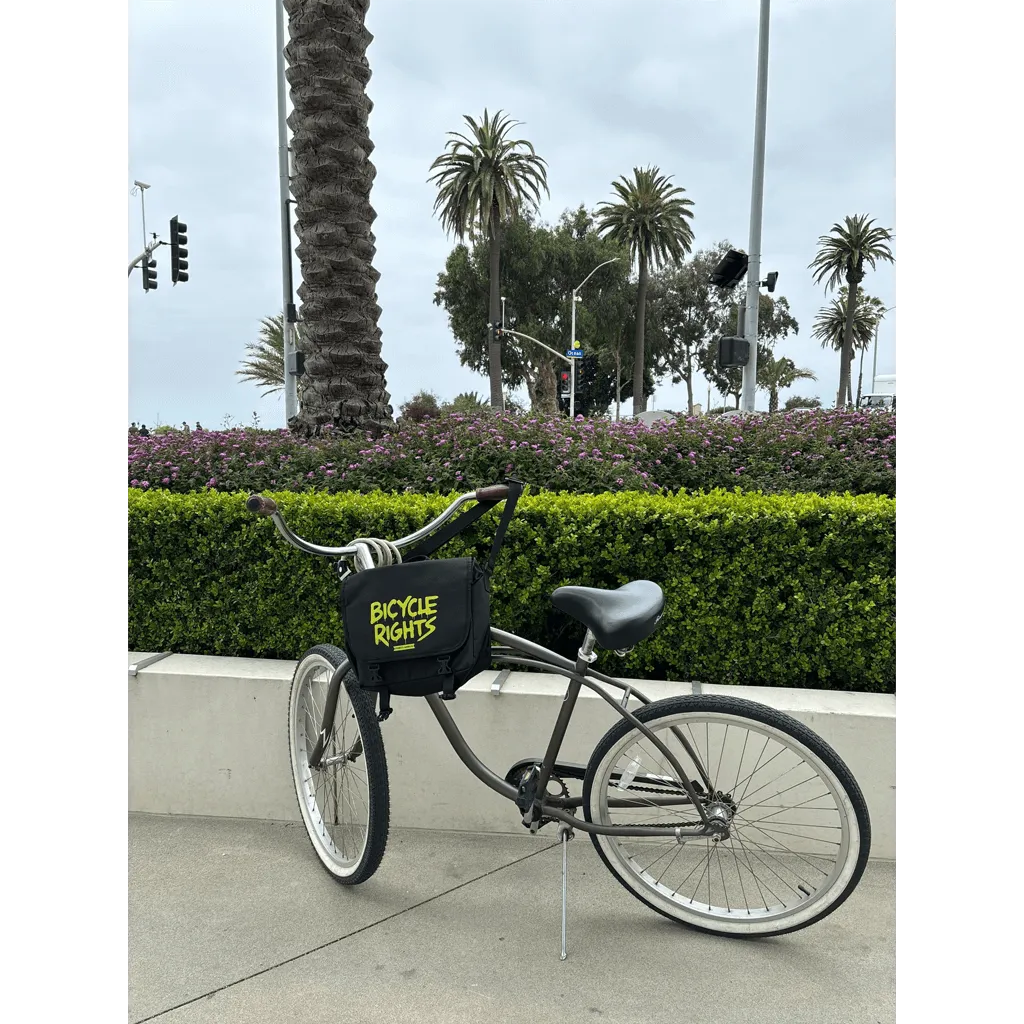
[574,629,598,676]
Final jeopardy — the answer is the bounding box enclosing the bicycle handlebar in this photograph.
[245,495,278,516]
[245,483,511,560]
[474,484,509,501]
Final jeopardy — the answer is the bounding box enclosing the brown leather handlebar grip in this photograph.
[475,484,509,501]
[246,494,278,516]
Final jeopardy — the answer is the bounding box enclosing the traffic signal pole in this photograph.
[740,0,771,414]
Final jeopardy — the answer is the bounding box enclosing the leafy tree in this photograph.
[784,395,822,411]
[809,214,894,408]
[236,314,305,397]
[434,208,652,418]
[648,242,736,415]
[398,390,441,424]
[698,293,799,408]
[284,0,393,436]
[429,109,549,410]
[440,392,488,415]
[596,167,695,415]
[757,353,817,414]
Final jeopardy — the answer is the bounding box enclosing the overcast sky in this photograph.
[129,0,894,427]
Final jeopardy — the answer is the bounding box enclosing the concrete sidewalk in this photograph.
[129,813,895,1024]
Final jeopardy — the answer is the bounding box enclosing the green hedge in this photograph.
[128,488,895,693]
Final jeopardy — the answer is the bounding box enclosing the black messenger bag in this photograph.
[339,480,522,720]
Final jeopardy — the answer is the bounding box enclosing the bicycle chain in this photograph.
[615,779,707,829]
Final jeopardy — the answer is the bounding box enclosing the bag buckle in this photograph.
[368,663,382,685]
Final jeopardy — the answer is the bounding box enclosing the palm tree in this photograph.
[809,214,894,408]
[429,109,549,409]
[811,286,884,405]
[595,167,695,416]
[284,0,393,436]
[757,353,817,414]
[236,314,306,396]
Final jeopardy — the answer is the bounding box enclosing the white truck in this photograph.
[862,374,895,410]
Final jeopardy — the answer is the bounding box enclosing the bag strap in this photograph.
[405,499,500,560]
[484,477,523,576]
[406,477,524,566]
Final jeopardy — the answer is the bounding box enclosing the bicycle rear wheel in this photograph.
[583,695,870,937]
[288,645,390,884]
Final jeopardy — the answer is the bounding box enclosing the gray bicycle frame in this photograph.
[421,626,715,839]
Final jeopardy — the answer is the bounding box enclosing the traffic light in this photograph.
[142,256,158,292]
[764,271,778,293]
[709,249,749,290]
[716,336,749,369]
[170,216,188,284]
[559,370,570,397]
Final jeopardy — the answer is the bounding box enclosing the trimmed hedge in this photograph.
[128,488,895,693]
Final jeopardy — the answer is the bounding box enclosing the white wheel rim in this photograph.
[592,710,861,933]
[290,655,371,876]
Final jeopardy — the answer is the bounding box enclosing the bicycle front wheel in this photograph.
[582,695,870,937]
[288,645,390,884]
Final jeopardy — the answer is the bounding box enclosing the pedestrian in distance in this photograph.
[139,424,150,437]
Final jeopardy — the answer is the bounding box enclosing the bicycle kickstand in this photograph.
[558,822,574,961]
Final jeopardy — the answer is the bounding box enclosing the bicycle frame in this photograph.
[427,627,715,839]
[313,625,718,841]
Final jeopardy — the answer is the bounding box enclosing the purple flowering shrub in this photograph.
[128,410,895,497]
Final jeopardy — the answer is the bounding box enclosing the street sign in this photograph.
[565,349,584,358]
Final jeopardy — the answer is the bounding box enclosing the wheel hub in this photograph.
[705,799,736,841]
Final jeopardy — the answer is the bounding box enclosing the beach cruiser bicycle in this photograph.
[246,480,870,958]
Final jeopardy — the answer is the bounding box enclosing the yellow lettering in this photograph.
[401,620,415,640]
[386,599,400,620]
[423,595,437,616]
[370,601,384,624]
[374,623,388,646]
[420,617,436,640]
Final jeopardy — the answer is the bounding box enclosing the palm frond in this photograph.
[811,290,881,351]
[595,165,695,271]
[428,108,550,241]
[808,214,895,292]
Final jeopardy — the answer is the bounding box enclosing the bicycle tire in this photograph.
[288,644,390,884]
[582,694,871,937]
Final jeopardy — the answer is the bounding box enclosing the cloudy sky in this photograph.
[129,0,894,427]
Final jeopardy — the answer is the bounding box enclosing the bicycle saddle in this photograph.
[550,580,665,651]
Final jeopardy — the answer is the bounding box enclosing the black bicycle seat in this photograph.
[550,580,665,651]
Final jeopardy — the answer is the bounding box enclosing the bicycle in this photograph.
[246,483,871,957]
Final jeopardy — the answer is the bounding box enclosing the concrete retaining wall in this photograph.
[128,652,895,858]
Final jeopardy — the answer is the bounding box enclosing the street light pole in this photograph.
[276,0,298,428]
[740,0,771,414]
[871,305,895,396]
[570,257,620,420]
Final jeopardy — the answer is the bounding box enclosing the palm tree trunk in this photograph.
[836,277,861,408]
[769,387,779,414]
[487,214,503,410]
[285,0,393,437]
[632,252,649,416]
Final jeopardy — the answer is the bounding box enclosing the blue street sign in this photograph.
[565,349,584,358]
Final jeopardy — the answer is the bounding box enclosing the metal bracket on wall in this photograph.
[491,668,512,696]
[128,652,173,678]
